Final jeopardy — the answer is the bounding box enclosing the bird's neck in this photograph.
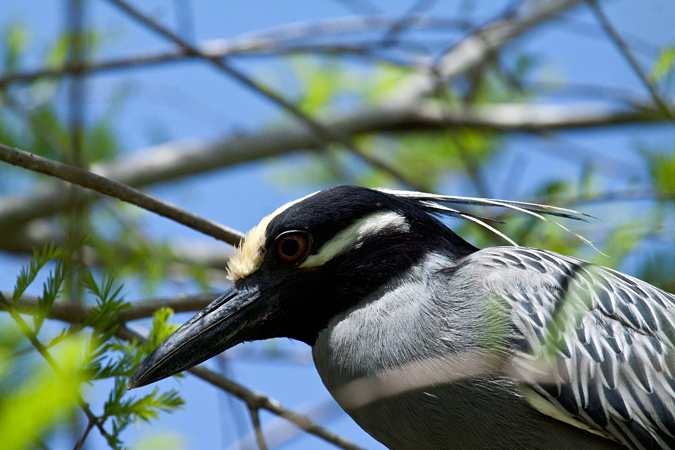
[312,252,469,388]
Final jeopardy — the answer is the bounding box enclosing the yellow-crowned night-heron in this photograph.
[129,185,675,450]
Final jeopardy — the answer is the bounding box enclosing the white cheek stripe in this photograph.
[300,211,410,268]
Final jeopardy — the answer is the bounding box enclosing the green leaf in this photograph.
[45,28,101,69]
[146,307,180,353]
[0,337,88,450]
[651,45,675,83]
[644,147,675,194]
[365,64,413,103]
[34,256,70,332]
[25,105,70,160]
[82,269,130,347]
[12,243,65,303]
[102,377,184,448]
[639,244,675,293]
[135,432,186,450]
[4,22,30,71]
[294,57,343,114]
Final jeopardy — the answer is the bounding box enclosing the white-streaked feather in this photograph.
[378,188,598,252]
[421,202,519,247]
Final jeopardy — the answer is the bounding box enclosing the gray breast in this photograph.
[312,253,624,450]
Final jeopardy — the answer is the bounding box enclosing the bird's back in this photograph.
[480,246,675,450]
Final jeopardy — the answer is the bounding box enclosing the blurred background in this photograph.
[1,0,674,449]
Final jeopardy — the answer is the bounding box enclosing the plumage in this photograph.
[130,185,675,450]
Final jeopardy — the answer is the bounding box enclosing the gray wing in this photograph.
[477,247,675,450]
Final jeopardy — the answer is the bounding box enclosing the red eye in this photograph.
[275,231,311,264]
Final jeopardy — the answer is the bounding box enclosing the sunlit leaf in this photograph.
[5,22,30,71]
[0,337,88,450]
[651,45,675,83]
[135,432,186,450]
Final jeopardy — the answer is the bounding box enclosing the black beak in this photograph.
[128,284,270,389]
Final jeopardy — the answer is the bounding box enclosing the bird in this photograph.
[129,185,675,450]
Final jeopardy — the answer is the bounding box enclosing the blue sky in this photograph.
[2,1,675,449]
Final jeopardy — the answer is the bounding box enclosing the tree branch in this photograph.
[588,0,675,124]
[0,15,465,88]
[0,142,244,246]
[0,292,217,324]
[388,0,585,104]
[248,406,269,450]
[0,101,665,231]
[179,359,364,450]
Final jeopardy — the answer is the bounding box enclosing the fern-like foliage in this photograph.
[1,243,185,450]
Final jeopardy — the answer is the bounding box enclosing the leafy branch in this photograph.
[0,245,185,450]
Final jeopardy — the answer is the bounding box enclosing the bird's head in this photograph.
[128,185,587,389]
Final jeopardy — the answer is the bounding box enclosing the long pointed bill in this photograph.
[128,284,270,389]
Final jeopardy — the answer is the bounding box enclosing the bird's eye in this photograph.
[274,231,311,264]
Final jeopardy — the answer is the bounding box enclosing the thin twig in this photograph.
[0,292,217,324]
[224,398,344,450]
[332,0,382,16]
[381,0,441,47]
[587,0,675,125]
[0,142,244,246]
[72,417,97,450]
[248,406,269,450]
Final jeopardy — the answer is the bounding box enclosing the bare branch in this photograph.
[388,0,585,104]
[381,0,441,47]
[0,142,244,246]
[224,399,344,450]
[0,292,217,324]
[588,0,675,125]
[0,101,665,231]
[248,406,269,450]
[0,0,614,233]
[0,15,465,88]
[179,359,364,450]
[73,417,96,450]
